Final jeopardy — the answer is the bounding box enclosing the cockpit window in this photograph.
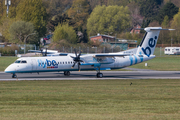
[21,60,27,63]
[15,60,21,63]
[15,60,27,63]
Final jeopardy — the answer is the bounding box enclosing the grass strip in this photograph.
[0,57,18,71]
[0,79,180,120]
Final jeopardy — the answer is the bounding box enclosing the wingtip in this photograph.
[169,29,175,31]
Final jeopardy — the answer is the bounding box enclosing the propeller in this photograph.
[71,49,83,71]
[40,48,47,56]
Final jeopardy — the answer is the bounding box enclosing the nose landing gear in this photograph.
[12,73,17,78]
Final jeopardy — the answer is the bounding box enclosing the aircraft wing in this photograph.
[93,53,130,58]
[92,48,137,58]
[79,53,130,67]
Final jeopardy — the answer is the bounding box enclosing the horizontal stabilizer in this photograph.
[135,27,175,32]
[135,28,175,30]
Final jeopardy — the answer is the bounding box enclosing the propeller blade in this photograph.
[74,49,77,57]
[79,60,84,62]
[70,56,75,59]
[40,48,43,56]
[72,62,77,68]
[78,50,81,58]
[45,48,47,56]
[78,62,80,71]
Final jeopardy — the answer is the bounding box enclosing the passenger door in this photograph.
[31,59,37,70]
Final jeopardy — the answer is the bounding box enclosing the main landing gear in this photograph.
[64,71,70,76]
[96,72,103,78]
[12,73,17,78]
[63,69,103,78]
[96,67,103,78]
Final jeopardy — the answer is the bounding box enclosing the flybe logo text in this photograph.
[38,59,58,68]
[141,36,157,57]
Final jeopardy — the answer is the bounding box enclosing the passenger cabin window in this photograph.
[138,55,143,57]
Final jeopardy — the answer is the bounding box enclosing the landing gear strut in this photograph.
[96,67,103,78]
[64,71,70,76]
[12,73,17,78]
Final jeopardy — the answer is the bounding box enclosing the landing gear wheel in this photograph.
[64,71,70,76]
[96,73,103,78]
[12,74,17,78]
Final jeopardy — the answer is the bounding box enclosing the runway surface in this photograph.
[0,71,180,81]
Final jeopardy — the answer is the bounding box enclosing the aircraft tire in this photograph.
[12,74,17,78]
[96,73,103,78]
[64,71,70,76]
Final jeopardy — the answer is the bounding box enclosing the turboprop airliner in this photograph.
[5,27,174,78]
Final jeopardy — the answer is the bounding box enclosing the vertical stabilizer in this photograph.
[136,27,174,57]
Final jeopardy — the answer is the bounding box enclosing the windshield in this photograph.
[14,60,27,63]
[15,60,21,63]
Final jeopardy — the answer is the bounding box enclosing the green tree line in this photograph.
[0,0,180,47]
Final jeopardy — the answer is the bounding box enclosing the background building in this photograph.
[90,34,137,50]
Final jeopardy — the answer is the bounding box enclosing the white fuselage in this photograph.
[4,54,155,74]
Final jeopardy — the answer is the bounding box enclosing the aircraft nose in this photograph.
[4,66,11,73]
[4,64,15,73]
